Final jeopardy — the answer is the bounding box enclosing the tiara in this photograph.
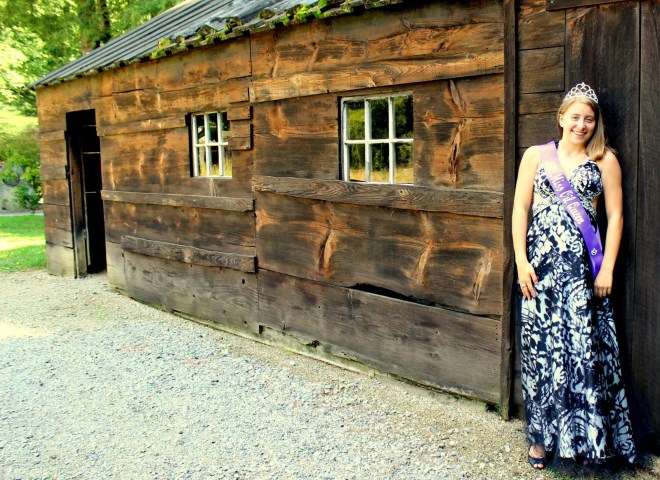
[564,82,598,104]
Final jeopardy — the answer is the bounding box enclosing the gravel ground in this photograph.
[0,270,657,480]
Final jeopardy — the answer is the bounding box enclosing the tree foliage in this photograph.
[0,0,183,114]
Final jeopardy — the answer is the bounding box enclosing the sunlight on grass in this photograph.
[0,108,37,134]
[0,214,46,272]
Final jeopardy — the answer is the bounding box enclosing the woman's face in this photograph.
[559,101,596,146]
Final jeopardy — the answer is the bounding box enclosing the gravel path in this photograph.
[1,270,657,480]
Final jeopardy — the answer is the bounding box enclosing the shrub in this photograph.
[0,124,42,211]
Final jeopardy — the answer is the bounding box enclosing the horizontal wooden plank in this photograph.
[46,242,75,277]
[227,106,251,121]
[99,37,251,96]
[258,270,501,402]
[42,203,71,232]
[253,175,503,218]
[38,130,65,142]
[101,190,254,212]
[40,165,67,181]
[97,116,187,137]
[252,2,503,80]
[256,193,503,315]
[42,178,70,206]
[94,79,251,125]
[518,92,564,115]
[517,112,557,148]
[45,225,73,249]
[39,139,67,168]
[100,127,187,192]
[104,201,255,251]
[251,53,504,102]
[518,47,564,94]
[547,0,629,10]
[124,251,259,332]
[415,114,504,191]
[518,0,565,50]
[122,235,256,272]
[253,95,341,179]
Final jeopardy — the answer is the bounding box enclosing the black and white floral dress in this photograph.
[519,151,636,463]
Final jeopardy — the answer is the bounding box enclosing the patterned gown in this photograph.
[519,153,636,463]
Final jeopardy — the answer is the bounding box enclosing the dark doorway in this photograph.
[66,110,106,275]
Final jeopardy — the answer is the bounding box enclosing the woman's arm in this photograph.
[594,149,624,298]
[512,146,540,300]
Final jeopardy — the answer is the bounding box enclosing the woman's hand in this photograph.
[594,268,613,298]
[517,261,538,300]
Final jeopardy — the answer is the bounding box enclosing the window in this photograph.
[190,112,231,178]
[341,94,413,184]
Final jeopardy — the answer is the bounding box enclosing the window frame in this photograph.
[190,111,231,178]
[341,93,414,185]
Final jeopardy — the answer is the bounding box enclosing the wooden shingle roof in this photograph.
[32,0,404,88]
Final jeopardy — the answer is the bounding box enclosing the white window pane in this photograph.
[395,96,414,139]
[197,146,208,176]
[370,98,388,140]
[346,101,365,140]
[209,145,220,176]
[207,114,218,143]
[371,143,389,183]
[223,147,232,177]
[348,144,366,182]
[395,143,413,184]
[195,115,206,143]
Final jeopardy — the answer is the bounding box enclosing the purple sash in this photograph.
[539,141,603,278]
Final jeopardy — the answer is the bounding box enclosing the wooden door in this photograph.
[66,110,106,276]
[564,0,659,442]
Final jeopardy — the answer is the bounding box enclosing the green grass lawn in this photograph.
[0,108,37,134]
[0,214,47,272]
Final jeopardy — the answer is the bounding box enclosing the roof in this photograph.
[32,0,404,88]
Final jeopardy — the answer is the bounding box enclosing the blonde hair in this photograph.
[556,97,608,160]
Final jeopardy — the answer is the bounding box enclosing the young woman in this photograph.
[512,83,636,469]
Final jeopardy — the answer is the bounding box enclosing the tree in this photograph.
[0,0,183,114]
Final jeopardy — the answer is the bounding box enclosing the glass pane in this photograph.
[371,143,389,183]
[197,146,208,176]
[207,114,218,143]
[220,112,230,139]
[223,147,232,177]
[209,146,220,176]
[395,143,414,184]
[346,101,365,140]
[394,96,414,139]
[195,115,206,144]
[370,98,388,140]
[348,144,366,182]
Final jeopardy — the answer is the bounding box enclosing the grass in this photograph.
[0,108,37,134]
[0,214,47,273]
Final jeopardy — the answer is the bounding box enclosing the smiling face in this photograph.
[558,100,597,147]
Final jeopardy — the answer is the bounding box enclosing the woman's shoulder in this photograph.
[521,145,542,169]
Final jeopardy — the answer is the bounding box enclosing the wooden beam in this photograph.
[101,190,254,212]
[252,175,503,218]
[96,116,187,137]
[258,270,502,402]
[547,0,630,10]
[501,0,517,420]
[38,130,65,142]
[121,235,256,273]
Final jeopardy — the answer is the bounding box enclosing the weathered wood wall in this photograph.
[249,0,506,402]
[37,0,507,408]
[514,0,659,438]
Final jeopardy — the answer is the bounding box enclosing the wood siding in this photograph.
[514,0,658,438]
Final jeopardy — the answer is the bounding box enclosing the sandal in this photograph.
[528,444,547,469]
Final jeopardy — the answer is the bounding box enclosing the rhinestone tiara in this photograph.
[564,82,598,104]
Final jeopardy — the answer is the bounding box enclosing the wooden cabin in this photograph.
[33,0,658,437]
